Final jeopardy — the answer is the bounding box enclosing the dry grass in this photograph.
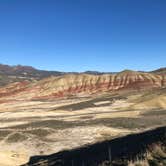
[0,89,165,166]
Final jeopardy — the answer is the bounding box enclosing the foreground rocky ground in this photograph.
[0,89,165,166]
[24,126,166,166]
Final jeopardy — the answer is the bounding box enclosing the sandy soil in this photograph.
[0,94,165,166]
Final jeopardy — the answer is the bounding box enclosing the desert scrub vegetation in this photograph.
[4,120,72,130]
[128,144,166,166]
[23,128,51,137]
[55,95,125,111]
[0,130,11,140]
[147,146,166,166]
[6,132,28,143]
[4,114,166,131]
[142,109,166,116]
[23,126,166,166]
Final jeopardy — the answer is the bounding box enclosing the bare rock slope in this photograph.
[0,70,165,100]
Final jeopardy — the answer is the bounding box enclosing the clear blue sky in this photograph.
[0,0,165,72]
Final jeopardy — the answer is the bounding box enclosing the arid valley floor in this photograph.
[0,65,165,166]
[0,90,166,165]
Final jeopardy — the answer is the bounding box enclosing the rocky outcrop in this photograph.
[0,70,165,100]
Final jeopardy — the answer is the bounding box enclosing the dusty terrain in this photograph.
[24,126,166,166]
[0,68,165,166]
[0,90,165,166]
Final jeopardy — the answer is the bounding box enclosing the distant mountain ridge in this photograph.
[0,63,165,87]
[0,64,65,86]
[151,67,166,74]
[0,64,65,76]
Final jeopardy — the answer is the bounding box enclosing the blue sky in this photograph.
[0,0,165,72]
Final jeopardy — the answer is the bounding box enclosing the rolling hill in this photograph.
[0,68,165,100]
[0,64,65,87]
[0,65,165,166]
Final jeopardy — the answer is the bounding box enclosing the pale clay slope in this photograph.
[0,99,137,166]
[0,126,132,166]
[0,90,165,166]
[133,96,166,109]
[0,151,28,166]
[129,93,166,109]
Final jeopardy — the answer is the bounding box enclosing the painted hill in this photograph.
[0,64,115,87]
[0,64,165,88]
[0,69,165,100]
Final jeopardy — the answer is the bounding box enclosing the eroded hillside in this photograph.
[0,68,165,166]
[0,70,165,101]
